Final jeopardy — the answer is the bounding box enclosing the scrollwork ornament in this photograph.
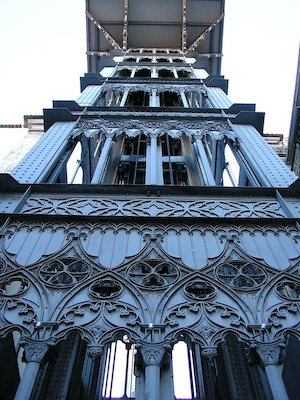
[0,258,6,275]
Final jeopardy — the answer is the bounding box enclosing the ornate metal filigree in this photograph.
[100,82,207,94]
[184,281,216,300]
[276,281,300,301]
[58,301,140,330]
[128,260,179,289]
[216,262,266,290]
[75,118,233,138]
[269,303,300,329]
[0,277,29,297]
[164,301,246,331]
[39,258,91,288]
[23,197,286,219]
[0,259,6,275]
[89,280,122,299]
[1,299,36,326]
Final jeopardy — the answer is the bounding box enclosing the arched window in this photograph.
[117,68,131,77]
[139,57,152,62]
[115,134,147,184]
[159,91,183,107]
[97,90,123,106]
[135,68,151,77]
[160,134,188,185]
[156,57,169,63]
[158,69,174,78]
[177,69,191,78]
[126,91,150,107]
[101,338,136,399]
[172,340,195,399]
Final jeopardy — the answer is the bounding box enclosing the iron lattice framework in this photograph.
[0,1,300,400]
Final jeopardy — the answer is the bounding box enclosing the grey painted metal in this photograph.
[1,2,300,397]
[265,365,289,400]
[86,0,225,75]
[11,122,77,184]
[145,365,160,400]
[119,90,129,107]
[195,137,216,185]
[14,361,40,400]
[91,136,113,183]
[14,340,50,400]
[77,85,103,106]
[255,342,289,400]
[1,219,299,270]
[206,87,233,109]
[233,124,297,187]
[150,135,158,184]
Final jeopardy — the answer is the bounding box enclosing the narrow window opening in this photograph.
[156,57,169,63]
[126,91,149,107]
[161,135,182,156]
[160,91,183,107]
[101,339,136,399]
[66,142,83,184]
[135,68,151,77]
[115,161,146,184]
[172,58,184,63]
[185,91,203,107]
[139,57,152,62]
[118,68,131,77]
[115,134,147,185]
[222,144,240,187]
[163,162,187,185]
[173,340,194,400]
[177,69,191,78]
[97,90,122,106]
[125,57,136,62]
[158,69,174,78]
[123,134,147,156]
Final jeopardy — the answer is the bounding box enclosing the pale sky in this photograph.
[0,0,299,137]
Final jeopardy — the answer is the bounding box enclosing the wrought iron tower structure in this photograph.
[1,1,300,399]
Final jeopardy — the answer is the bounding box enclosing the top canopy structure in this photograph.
[86,0,225,72]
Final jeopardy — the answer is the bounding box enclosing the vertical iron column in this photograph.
[91,135,113,183]
[194,136,216,185]
[140,344,165,400]
[150,134,158,184]
[255,342,289,400]
[14,340,51,400]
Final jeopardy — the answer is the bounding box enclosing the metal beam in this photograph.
[198,53,223,58]
[187,13,224,53]
[182,0,187,52]
[86,10,122,51]
[122,0,128,51]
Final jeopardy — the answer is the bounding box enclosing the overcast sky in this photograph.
[0,0,299,136]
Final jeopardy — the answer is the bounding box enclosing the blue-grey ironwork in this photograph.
[1,1,300,399]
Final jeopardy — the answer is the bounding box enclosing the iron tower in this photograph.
[0,1,300,399]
